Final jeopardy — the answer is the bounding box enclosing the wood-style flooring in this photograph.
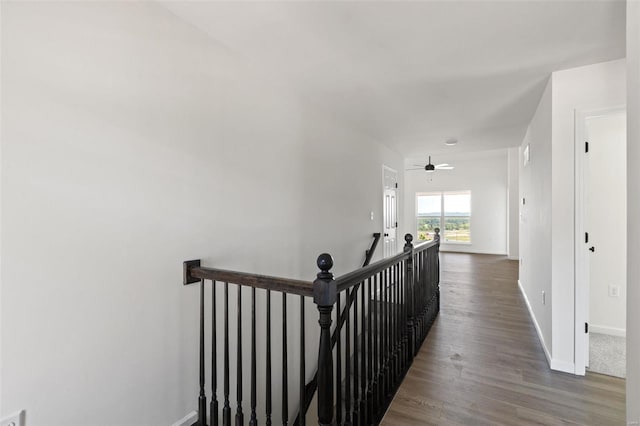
[381,252,626,425]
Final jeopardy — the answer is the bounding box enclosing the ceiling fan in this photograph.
[406,156,454,172]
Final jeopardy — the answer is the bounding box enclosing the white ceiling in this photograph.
[162,1,625,158]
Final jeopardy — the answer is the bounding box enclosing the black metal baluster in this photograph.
[299,295,306,426]
[371,273,382,419]
[367,276,374,423]
[392,265,396,384]
[236,286,244,425]
[283,293,289,426]
[197,279,208,426]
[360,278,367,425]
[266,290,272,426]
[399,260,405,371]
[353,284,359,423]
[390,266,395,388]
[345,290,351,424]
[381,268,387,402]
[212,281,219,426]
[223,283,231,426]
[336,292,342,425]
[387,267,392,394]
[250,288,257,426]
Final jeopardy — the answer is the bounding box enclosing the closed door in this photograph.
[383,167,398,258]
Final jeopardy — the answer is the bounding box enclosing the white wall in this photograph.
[507,147,519,260]
[520,59,626,373]
[0,3,403,425]
[586,113,626,336]
[404,149,508,255]
[627,1,640,422]
[519,79,553,361]
[550,59,626,371]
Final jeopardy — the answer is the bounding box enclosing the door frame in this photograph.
[574,105,626,375]
[382,165,398,257]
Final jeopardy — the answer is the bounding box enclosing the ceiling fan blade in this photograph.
[435,163,449,167]
[412,164,425,167]
[437,166,454,170]
[405,168,425,171]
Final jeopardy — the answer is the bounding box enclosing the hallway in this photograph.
[381,253,626,425]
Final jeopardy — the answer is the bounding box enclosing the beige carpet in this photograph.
[588,332,626,378]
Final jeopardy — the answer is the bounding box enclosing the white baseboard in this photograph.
[517,280,552,366]
[590,324,626,337]
[550,359,575,374]
[507,255,519,260]
[171,411,198,426]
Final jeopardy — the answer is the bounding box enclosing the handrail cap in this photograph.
[404,233,413,243]
[317,253,334,273]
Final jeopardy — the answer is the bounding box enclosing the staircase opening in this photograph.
[183,231,441,425]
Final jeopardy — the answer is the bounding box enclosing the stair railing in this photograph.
[293,232,383,423]
[183,230,440,426]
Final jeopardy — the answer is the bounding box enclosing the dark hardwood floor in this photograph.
[381,252,626,425]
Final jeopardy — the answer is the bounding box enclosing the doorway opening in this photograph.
[575,107,627,378]
[383,166,398,258]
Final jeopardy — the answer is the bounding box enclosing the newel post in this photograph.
[403,234,415,360]
[313,253,337,426]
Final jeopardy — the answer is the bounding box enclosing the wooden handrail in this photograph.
[184,260,314,297]
[363,232,382,267]
[335,239,437,293]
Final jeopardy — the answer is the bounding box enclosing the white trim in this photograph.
[550,359,575,374]
[171,411,198,426]
[590,325,627,337]
[507,256,520,260]
[518,280,552,366]
[440,248,507,256]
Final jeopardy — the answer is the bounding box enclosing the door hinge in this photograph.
[395,182,398,189]
[585,232,589,243]
[585,322,589,333]
[395,221,398,228]
[585,141,589,153]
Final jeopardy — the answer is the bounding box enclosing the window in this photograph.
[416,191,471,243]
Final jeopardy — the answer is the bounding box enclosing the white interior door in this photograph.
[383,167,398,258]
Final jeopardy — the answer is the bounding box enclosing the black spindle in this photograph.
[360,278,367,425]
[367,276,374,424]
[211,282,219,426]
[266,290,272,426]
[236,286,244,426]
[223,283,231,426]
[345,290,351,423]
[197,279,208,426]
[283,293,288,426]
[250,288,257,426]
[336,292,342,425]
[299,296,306,426]
[353,284,359,423]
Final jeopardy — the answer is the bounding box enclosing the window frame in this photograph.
[416,190,472,245]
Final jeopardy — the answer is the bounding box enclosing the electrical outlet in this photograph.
[542,291,546,305]
[1,410,25,426]
[370,211,374,221]
[609,285,620,297]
